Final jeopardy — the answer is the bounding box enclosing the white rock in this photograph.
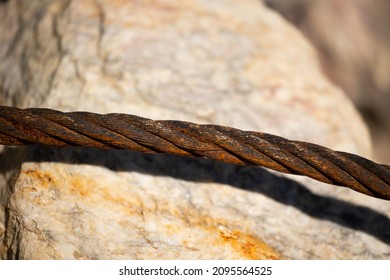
[0,0,388,259]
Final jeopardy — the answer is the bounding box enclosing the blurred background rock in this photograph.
[265,0,390,164]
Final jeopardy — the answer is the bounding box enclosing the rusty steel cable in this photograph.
[0,105,389,200]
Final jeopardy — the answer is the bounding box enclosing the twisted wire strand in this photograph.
[0,105,389,200]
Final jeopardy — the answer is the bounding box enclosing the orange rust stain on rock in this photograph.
[165,224,181,235]
[22,169,55,189]
[219,229,279,260]
[163,207,280,259]
[22,170,96,199]
[68,175,95,197]
[32,197,42,205]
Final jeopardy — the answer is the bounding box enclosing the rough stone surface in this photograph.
[0,0,389,259]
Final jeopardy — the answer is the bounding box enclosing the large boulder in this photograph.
[265,0,390,165]
[0,0,388,259]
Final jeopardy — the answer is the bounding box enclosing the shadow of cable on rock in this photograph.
[1,145,390,245]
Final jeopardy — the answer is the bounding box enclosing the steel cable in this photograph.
[0,105,389,200]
